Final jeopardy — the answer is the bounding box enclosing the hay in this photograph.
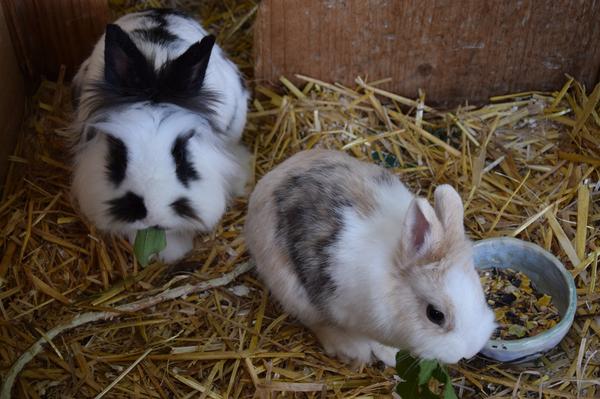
[1,1,599,397]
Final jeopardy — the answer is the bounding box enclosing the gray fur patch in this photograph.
[274,162,354,309]
[374,169,396,185]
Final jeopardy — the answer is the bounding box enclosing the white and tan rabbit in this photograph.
[245,149,495,366]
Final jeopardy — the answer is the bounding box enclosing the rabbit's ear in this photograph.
[434,184,464,236]
[104,24,151,89]
[161,35,216,94]
[402,197,444,260]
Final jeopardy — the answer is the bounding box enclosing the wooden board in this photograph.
[0,4,25,192]
[1,0,109,88]
[254,0,600,106]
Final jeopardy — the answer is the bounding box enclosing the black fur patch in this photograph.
[146,8,193,21]
[132,8,181,46]
[107,192,147,222]
[71,83,82,109]
[86,24,220,119]
[84,126,98,142]
[104,24,155,90]
[171,197,200,221]
[105,135,128,186]
[238,72,248,91]
[171,132,199,187]
[132,26,178,45]
[274,163,353,308]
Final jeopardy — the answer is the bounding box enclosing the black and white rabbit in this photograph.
[71,9,249,263]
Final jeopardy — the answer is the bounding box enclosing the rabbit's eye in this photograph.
[426,304,445,326]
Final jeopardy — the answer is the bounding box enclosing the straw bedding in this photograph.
[0,1,599,397]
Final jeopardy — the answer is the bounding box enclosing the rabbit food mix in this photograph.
[479,268,561,340]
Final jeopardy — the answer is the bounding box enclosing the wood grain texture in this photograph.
[255,0,600,105]
[0,4,25,192]
[1,0,109,87]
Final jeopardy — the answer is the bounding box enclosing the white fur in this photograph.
[245,150,496,366]
[72,106,248,262]
[328,190,496,365]
[71,10,249,263]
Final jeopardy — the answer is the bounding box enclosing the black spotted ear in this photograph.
[162,35,216,94]
[104,24,151,88]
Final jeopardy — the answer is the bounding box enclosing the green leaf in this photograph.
[371,151,382,162]
[395,378,420,399]
[508,324,527,338]
[396,350,422,379]
[431,128,449,141]
[422,386,442,399]
[443,381,458,399]
[418,359,438,385]
[370,150,400,168]
[134,227,166,267]
[395,351,459,399]
[383,153,400,168]
[395,351,421,398]
[432,364,449,383]
[433,364,458,399]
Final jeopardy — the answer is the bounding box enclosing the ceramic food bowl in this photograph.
[473,237,577,363]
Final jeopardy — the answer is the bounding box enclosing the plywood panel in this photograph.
[0,4,25,193]
[1,0,109,86]
[254,0,600,105]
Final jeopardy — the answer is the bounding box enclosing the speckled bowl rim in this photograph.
[473,237,577,363]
